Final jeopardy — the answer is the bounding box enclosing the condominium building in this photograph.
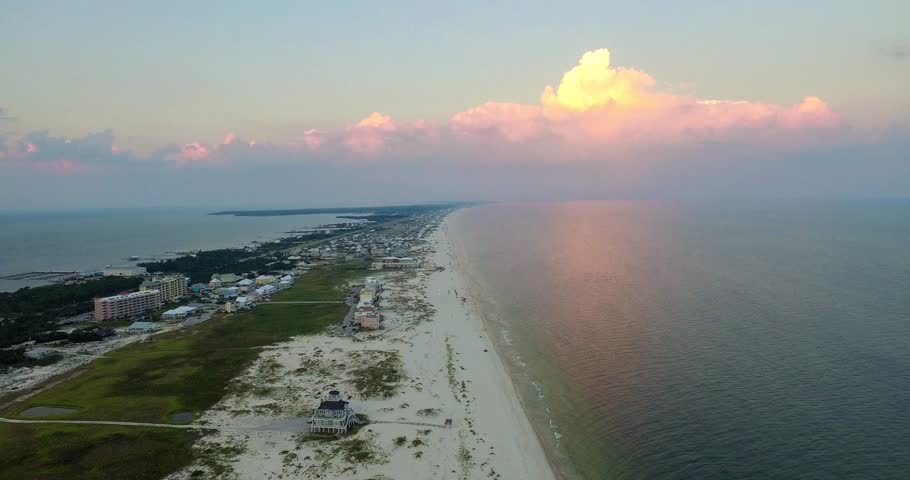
[140,275,188,303]
[93,290,163,321]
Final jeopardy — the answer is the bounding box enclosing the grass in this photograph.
[277,264,366,301]
[0,423,198,480]
[350,351,403,399]
[7,301,345,422]
[0,265,362,478]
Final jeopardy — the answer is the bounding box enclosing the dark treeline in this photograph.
[139,248,291,285]
[209,203,456,217]
[0,276,142,348]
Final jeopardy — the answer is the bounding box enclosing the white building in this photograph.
[256,284,277,297]
[103,266,147,277]
[161,305,197,319]
[309,390,356,434]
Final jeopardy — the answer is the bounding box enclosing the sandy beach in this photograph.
[168,213,556,479]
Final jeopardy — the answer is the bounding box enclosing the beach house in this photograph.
[309,390,356,434]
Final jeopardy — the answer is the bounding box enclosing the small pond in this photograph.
[171,411,194,423]
[20,406,78,417]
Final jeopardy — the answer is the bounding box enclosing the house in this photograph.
[358,287,376,305]
[280,274,294,284]
[189,283,209,295]
[256,284,277,297]
[219,273,241,285]
[309,390,356,434]
[237,278,255,291]
[161,305,197,319]
[125,321,161,334]
[359,316,381,330]
[255,275,276,286]
[222,287,240,299]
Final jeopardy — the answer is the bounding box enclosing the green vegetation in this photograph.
[0,348,63,373]
[393,436,407,447]
[350,351,404,399]
[4,268,358,423]
[445,337,460,402]
[0,276,142,348]
[0,423,198,480]
[277,264,366,301]
[139,248,289,285]
[8,301,346,422]
[210,203,454,217]
[0,263,368,479]
[417,408,441,417]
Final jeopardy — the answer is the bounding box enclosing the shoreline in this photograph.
[0,211,349,293]
[440,211,562,479]
[165,210,556,479]
[444,210,572,480]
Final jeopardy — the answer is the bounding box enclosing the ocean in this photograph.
[0,208,352,292]
[450,201,910,480]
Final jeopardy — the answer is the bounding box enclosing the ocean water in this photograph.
[0,208,350,292]
[450,201,910,480]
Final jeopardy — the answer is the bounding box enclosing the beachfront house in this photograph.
[310,390,356,434]
[359,315,381,330]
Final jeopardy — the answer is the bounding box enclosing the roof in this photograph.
[316,400,349,411]
[163,306,196,315]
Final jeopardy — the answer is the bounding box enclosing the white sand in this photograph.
[169,215,556,480]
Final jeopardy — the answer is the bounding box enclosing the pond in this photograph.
[170,411,194,423]
[20,406,78,417]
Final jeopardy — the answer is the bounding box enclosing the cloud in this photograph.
[0,47,848,174]
[449,48,841,154]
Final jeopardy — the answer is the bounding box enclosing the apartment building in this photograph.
[93,290,163,321]
[140,275,188,303]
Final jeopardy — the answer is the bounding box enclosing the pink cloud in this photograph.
[1,47,845,171]
[344,112,399,154]
[449,48,841,153]
[174,141,213,164]
[303,129,323,150]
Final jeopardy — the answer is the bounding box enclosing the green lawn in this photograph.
[276,262,367,301]
[0,265,365,479]
[8,302,346,422]
[0,424,198,480]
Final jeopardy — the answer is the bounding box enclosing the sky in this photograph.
[1,0,908,209]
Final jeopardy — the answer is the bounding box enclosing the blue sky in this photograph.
[0,1,908,208]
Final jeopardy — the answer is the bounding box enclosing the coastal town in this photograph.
[0,204,555,480]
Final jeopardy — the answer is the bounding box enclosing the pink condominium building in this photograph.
[93,290,163,321]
